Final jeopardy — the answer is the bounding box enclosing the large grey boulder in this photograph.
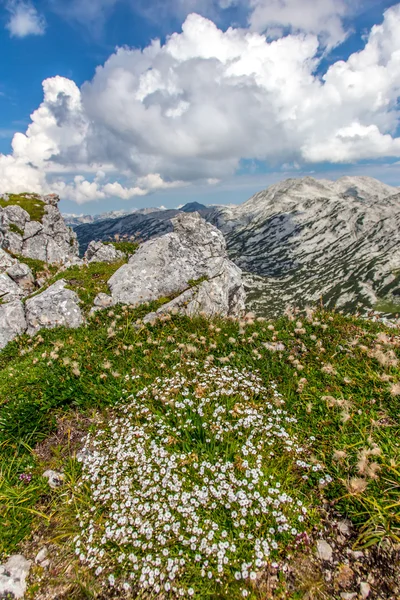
[0,554,31,599]
[0,300,27,349]
[0,272,23,303]
[84,240,124,263]
[108,212,245,317]
[25,279,83,335]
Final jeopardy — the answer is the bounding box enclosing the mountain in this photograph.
[208,176,400,316]
[74,209,180,254]
[72,175,400,316]
[63,207,160,227]
[180,201,208,212]
[73,204,215,254]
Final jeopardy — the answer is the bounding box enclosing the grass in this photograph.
[0,307,398,597]
[9,223,24,236]
[375,297,400,315]
[25,260,127,314]
[8,253,59,278]
[0,193,46,222]
[104,240,139,256]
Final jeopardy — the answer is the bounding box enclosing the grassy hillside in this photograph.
[0,193,46,222]
[0,301,399,598]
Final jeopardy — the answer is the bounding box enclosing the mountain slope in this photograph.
[208,176,400,316]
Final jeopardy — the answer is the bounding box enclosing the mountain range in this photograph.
[70,177,400,316]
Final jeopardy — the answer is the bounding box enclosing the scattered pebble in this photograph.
[316,539,333,562]
[42,469,64,489]
[360,581,371,598]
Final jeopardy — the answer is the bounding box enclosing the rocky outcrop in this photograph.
[0,193,79,265]
[25,279,83,335]
[84,240,124,263]
[0,554,31,599]
[0,300,27,349]
[108,212,245,318]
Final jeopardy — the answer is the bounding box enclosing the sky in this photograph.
[1,0,400,215]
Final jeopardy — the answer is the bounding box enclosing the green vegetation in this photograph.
[10,254,58,278]
[25,260,127,313]
[188,275,208,287]
[0,193,46,222]
[375,297,400,315]
[0,307,399,597]
[104,240,139,256]
[8,223,24,236]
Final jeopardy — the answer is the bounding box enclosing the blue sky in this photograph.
[1,0,400,214]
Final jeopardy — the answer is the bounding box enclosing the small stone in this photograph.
[360,582,371,599]
[340,593,357,600]
[338,520,351,536]
[35,546,48,565]
[335,565,354,589]
[0,554,31,599]
[316,539,333,562]
[42,470,64,489]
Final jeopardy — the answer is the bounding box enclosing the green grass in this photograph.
[9,253,59,278]
[25,260,127,313]
[0,193,46,222]
[375,297,400,315]
[104,240,139,255]
[0,308,398,597]
[9,223,24,236]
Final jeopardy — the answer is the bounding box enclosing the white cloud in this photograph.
[1,5,400,202]
[5,0,46,37]
[248,0,351,48]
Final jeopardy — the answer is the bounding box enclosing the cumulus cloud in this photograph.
[248,0,351,48]
[1,5,400,202]
[5,0,46,37]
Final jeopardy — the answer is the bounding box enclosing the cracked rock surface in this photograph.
[108,212,245,318]
[25,279,83,336]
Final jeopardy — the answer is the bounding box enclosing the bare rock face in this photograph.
[0,300,27,350]
[108,212,245,318]
[25,279,83,335]
[0,554,31,599]
[6,262,35,294]
[0,194,79,265]
[84,240,124,263]
[0,272,23,303]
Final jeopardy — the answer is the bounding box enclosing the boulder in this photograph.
[0,554,31,599]
[0,272,23,303]
[84,240,125,263]
[6,262,35,293]
[108,212,245,317]
[3,204,30,230]
[0,247,17,271]
[0,300,27,349]
[25,279,83,335]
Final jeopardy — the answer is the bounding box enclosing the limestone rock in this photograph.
[6,262,35,294]
[92,292,113,309]
[316,539,333,562]
[3,205,30,230]
[25,279,83,335]
[84,240,124,263]
[42,469,65,489]
[0,272,23,303]
[360,582,371,598]
[0,554,31,599]
[108,212,245,318]
[0,300,27,349]
[0,248,16,271]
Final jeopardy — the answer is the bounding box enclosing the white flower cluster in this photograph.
[74,361,327,597]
